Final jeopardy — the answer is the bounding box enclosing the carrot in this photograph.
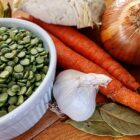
[96,93,109,104]
[27,16,139,91]
[50,33,140,112]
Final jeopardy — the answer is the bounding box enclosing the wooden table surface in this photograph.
[5,0,140,139]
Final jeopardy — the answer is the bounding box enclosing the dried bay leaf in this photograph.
[100,103,140,135]
[67,109,122,137]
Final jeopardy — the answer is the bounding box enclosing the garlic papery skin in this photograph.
[13,0,105,28]
[53,69,111,122]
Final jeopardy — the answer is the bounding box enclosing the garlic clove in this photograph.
[54,82,97,122]
[61,86,97,122]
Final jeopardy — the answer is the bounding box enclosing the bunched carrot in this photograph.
[28,16,139,91]
[50,33,140,112]
[96,93,109,104]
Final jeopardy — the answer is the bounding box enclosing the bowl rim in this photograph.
[0,18,56,125]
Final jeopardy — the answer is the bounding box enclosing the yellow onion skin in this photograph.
[101,0,140,65]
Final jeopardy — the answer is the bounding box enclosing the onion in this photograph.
[101,0,140,65]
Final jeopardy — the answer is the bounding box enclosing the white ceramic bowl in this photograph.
[0,18,56,140]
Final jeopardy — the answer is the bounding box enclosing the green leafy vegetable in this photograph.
[67,103,140,137]
[67,109,122,137]
[100,103,140,135]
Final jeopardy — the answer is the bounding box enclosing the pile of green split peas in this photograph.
[0,27,49,117]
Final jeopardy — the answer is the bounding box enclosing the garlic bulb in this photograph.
[53,70,111,122]
[13,0,105,28]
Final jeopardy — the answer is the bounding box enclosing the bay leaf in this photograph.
[66,109,122,137]
[100,103,140,135]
